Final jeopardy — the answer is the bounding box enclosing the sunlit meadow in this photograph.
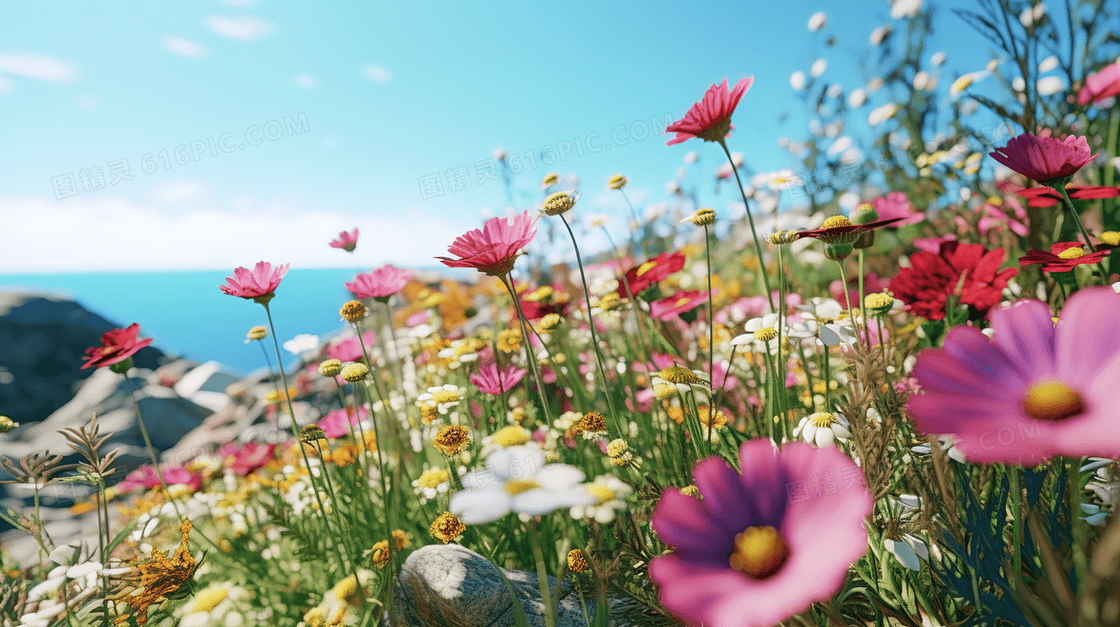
[5,1,1120,626]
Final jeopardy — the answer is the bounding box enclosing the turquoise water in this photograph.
[0,267,461,375]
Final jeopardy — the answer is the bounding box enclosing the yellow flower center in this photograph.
[809,412,838,428]
[636,260,658,277]
[504,479,540,495]
[864,292,895,311]
[430,389,461,404]
[820,215,852,230]
[1057,246,1086,260]
[490,425,531,447]
[587,484,616,504]
[1022,380,1085,422]
[1101,231,1120,247]
[754,327,778,342]
[728,525,789,579]
[332,574,359,601]
[674,297,692,308]
[416,468,450,489]
[658,365,702,385]
[191,587,229,613]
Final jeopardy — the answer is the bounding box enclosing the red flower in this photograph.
[1019,242,1110,272]
[616,251,686,298]
[437,211,537,277]
[1079,62,1120,105]
[81,323,153,370]
[329,228,359,252]
[665,77,754,145]
[650,290,710,320]
[990,132,1096,184]
[889,241,1018,320]
[220,261,290,304]
[1013,185,1120,208]
[796,215,904,244]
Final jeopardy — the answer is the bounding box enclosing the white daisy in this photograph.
[794,412,852,447]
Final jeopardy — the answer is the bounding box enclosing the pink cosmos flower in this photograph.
[437,211,538,277]
[469,362,527,396]
[346,264,412,301]
[977,198,1028,237]
[318,407,370,438]
[329,228,359,252]
[218,441,277,476]
[117,465,201,493]
[665,77,754,145]
[870,192,924,226]
[1078,62,1120,105]
[81,324,153,370]
[649,439,872,627]
[907,287,1120,464]
[220,261,290,304]
[650,290,711,321]
[913,234,958,254]
[327,331,377,363]
[990,132,1097,184]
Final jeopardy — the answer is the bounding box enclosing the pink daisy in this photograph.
[649,440,872,627]
[650,290,711,321]
[989,132,1097,184]
[318,406,370,439]
[1078,62,1120,105]
[907,287,1120,464]
[437,211,538,277]
[347,264,412,302]
[81,323,153,370]
[870,192,924,226]
[220,261,290,304]
[665,77,754,146]
[329,228,359,252]
[469,362,527,396]
[327,331,377,363]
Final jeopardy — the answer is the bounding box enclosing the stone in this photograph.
[394,544,628,627]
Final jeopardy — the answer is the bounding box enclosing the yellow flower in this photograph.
[0,416,17,433]
[542,172,560,187]
[341,363,370,382]
[339,300,369,323]
[432,425,472,456]
[681,208,716,227]
[607,173,628,190]
[429,512,467,544]
[567,549,589,573]
[541,191,579,216]
[489,425,531,448]
[246,325,268,341]
[317,359,343,377]
[497,328,522,353]
[540,313,562,331]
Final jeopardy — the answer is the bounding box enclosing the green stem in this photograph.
[719,139,774,309]
[528,521,558,627]
[501,274,553,425]
[1009,466,1022,586]
[703,224,716,449]
[836,261,865,348]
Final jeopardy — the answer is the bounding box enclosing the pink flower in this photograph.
[870,192,923,226]
[1078,62,1120,105]
[666,77,754,146]
[907,287,1120,464]
[117,465,200,493]
[437,211,538,277]
[327,332,377,363]
[81,323,153,370]
[318,407,370,438]
[649,440,872,627]
[469,362,527,395]
[347,264,412,301]
[650,290,711,321]
[989,132,1097,184]
[218,441,277,475]
[977,199,1028,237]
[913,235,958,254]
[220,261,290,304]
[330,228,359,252]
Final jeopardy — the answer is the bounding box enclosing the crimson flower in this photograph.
[469,363,527,396]
[1079,62,1120,105]
[796,215,904,245]
[81,323,153,370]
[346,264,412,301]
[990,132,1096,184]
[616,251,686,298]
[437,211,538,277]
[650,290,710,321]
[889,241,1018,320]
[220,261,290,304]
[329,228,359,252]
[217,441,278,475]
[665,77,754,145]
[1013,185,1120,208]
[1019,242,1110,273]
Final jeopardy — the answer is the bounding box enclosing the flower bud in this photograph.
[824,243,854,261]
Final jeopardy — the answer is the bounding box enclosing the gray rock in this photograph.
[394,544,610,627]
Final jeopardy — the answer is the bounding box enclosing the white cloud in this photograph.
[362,65,391,82]
[205,16,273,42]
[0,195,472,273]
[151,180,209,204]
[162,36,207,58]
[0,53,77,82]
[295,75,317,88]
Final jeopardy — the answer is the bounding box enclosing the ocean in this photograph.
[0,267,465,375]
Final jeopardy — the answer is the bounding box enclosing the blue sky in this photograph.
[0,0,1015,274]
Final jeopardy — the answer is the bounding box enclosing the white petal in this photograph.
[905,534,929,559]
[513,487,597,516]
[819,325,841,347]
[534,464,586,491]
[885,538,921,570]
[449,487,511,525]
[814,427,836,447]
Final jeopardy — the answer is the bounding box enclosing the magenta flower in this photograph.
[329,228,359,252]
[327,331,377,363]
[990,132,1097,184]
[217,441,277,475]
[117,465,201,493]
[908,287,1120,465]
[318,407,370,438]
[666,78,754,145]
[220,261,290,304]
[649,440,872,627]
[870,192,924,226]
[469,363,527,395]
[912,234,958,254]
[650,290,710,321]
[81,323,153,370]
[1078,62,1120,105]
[346,264,412,302]
[437,211,538,277]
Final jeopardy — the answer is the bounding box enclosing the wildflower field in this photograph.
[5,1,1120,626]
